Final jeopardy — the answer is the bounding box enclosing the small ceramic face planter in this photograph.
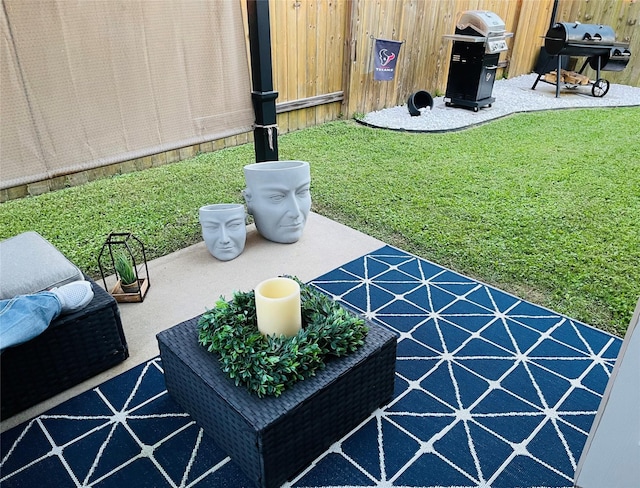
[199,203,247,261]
[243,161,311,244]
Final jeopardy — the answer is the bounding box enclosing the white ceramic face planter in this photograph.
[199,203,247,261]
[243,161,311,244]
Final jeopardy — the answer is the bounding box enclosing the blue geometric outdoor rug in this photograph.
[0,245,621,488]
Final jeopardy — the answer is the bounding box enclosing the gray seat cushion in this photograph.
[0,231,84,299]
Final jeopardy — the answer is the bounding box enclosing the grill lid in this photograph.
[544,22,616,56]
[443,10,512,53]
[456,10,506,38]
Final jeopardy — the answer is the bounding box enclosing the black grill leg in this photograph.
[579,58,589,74]
[531,73,543,90]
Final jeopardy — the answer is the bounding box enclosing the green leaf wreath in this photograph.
[198,277,368,397]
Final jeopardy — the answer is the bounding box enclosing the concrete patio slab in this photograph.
[0,213,384,432]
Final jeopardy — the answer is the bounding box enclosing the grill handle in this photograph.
[486,65,499,70]
[583,33,603,42]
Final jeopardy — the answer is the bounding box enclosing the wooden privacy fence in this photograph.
[271,0,639,130]
[3,0,638,201]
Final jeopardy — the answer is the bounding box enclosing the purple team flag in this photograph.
[373,38,402,81]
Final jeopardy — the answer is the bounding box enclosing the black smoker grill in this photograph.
[532,22,631,98]
[443,10,512,112]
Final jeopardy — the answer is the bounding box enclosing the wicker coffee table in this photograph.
[157,315,396,488]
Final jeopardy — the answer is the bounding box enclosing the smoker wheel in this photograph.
[592,79,610,97]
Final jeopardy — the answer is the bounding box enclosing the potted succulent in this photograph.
[114,250,139,293]
[98,232,150,303]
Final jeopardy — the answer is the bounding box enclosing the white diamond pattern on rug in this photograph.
[303,245,620,488]
[1,245,621,488]
[1,359,240,488]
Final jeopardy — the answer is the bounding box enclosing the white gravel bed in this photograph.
[361,73,640,132]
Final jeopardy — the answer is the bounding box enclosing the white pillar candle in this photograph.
[255,277,302,337]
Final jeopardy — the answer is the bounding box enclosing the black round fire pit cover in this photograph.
[407,91,434,116]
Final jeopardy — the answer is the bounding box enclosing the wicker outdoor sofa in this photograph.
[0,232,129,420]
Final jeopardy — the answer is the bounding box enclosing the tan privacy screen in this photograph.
[1,0,254,189]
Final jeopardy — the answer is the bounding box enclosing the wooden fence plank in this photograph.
[329,0,348,122]
[305,0,318,129]
[315,0,329,124]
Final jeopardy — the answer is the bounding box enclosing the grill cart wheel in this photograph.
[592,78,610,97]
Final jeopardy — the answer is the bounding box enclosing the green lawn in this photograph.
[1,107,638,336]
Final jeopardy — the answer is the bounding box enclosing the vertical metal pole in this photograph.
[549,0,559,29]
[247,0,278,162]
[556,55,561,98]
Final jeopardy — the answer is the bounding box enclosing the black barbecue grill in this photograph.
[443,10,513,112]
[532,22,631,98]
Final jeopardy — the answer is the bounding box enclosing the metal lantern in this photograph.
[98,232,150,303]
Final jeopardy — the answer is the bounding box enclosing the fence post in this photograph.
[247,0,278,162]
